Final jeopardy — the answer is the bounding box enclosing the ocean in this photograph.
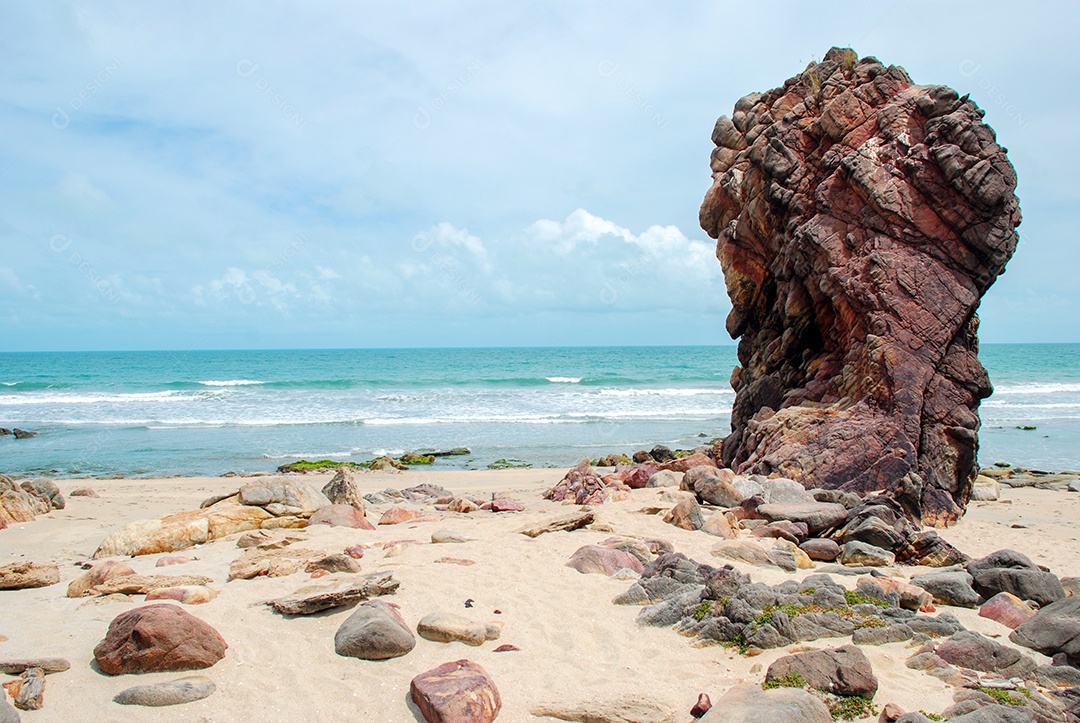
[0,345,1078,478]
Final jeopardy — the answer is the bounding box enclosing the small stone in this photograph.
[0,659,70,675]
[145,586,217,605]
[518,511,595,537]
[410,659,501,723]
[691,692,712,718]
[448,497,480,513]
[344,544,366,559]
[532,696,677,723]
[113,676,216,707]
[702,511,737,538]
[266,573,399,615]
[155,556,191,567]
[3,667,44,711]
[303,553,363,574]
[493,644,519,652]
[489,498,525,512]
[70,488,99,498]
[431,530,474,544]
[378,507,426,525]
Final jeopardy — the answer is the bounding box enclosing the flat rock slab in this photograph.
[566,545,644,576]
[228,547,326,580]
[757,502,847,534]
[93,604,227,675]
[431,530,475,544]
[711,539,771,566]
[410,659,501,723]
[531,695,678,723]
[145,586,217,605]
[518,511,595,538]
[92,574,215,597]
[113,676,216,707]
[417,613,501,646]
[266,573,399,615]
[0,562,60,590]
[0,658,70,675]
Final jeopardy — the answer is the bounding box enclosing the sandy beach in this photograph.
[2,468,1076,722]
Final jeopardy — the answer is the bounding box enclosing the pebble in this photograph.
[113,676,216,707]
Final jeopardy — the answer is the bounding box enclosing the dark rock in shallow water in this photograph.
[12,429,36,439]
[699,47,1021,526]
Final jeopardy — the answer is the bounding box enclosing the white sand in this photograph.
[1,471,1075,722]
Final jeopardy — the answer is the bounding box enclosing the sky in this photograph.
[0,1,1077,351]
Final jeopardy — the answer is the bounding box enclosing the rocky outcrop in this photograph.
[699,47,1021,525]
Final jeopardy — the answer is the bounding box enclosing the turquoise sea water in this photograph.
[0,344,1077,477]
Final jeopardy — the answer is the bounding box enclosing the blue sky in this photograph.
[0,2,1076,351]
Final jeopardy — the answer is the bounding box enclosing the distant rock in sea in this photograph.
[699,46,1021,525]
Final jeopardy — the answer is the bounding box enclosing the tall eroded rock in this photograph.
[699,48,1020,525]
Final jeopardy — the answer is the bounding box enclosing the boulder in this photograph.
[936,630,1034,675]
[967,550,1065,606]
[19,480,63,510]
[0,697,17,723]
[334,599,415,660]
[379,507,426,525]
[760,479,815,505]
[979,592,1036,629]
[970,476,1001,501]
[304,553,363,574]
[799,539,840,562]
[699,49,1021,526]
[699,684,831,723]
[309,504,375,529]
[113,676,216,707]
[685,466,743,507]
[663,496,704,531]
[93,604,227,675]
[647,470,682,488]
[416,613,501,646]
[659,453,715,473]
[0,476,50,523]
[838,541,895,567]
[911,570,979,608]
[93,501,277,558]
[11,429,35,440]
[860,576,932,611]
[1010,596,1080,664]
[67,560,137,597]
[265,572,398,615]
[702,511,737,539]
[410,659,501,723]
[765,645,878,698]
[566,545,644,576]
[544,460,631,505]
[321,467,366,512]
[711,539,771,566]
[756,502,847,534]
[237,478,330,516]
[0,562,59,590]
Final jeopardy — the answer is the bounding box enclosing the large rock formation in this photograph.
[699,47,1020,525]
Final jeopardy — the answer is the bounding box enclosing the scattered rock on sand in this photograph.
[487,498,525,512]
[334,599,415,660]
[765,644,878,698]
[379,507,426,525]
[566,545,644,576]
[979,592,1036,629]
[266,572,399,616]
[700,684,831,723]
[94,604,227,675]
[2,667,44,711]
[228,547,326,580]
[113,676,216,707]
[431,529,474,544]
[799,538,840,562]
[70,488,99,498]
[518,510,595,538]
[663,496,704,531]
[416,613,501,646]
[309,504,375,529]
[0,562,59,590]
[320,467,366,513]
[304,553,363,574]
[83,573,215,597]
[155,556,191,567]
[410,659,501,723]
[67,560,137,597]
[145,586,218,605]
[0,659,70,675]
[531,695,678,723]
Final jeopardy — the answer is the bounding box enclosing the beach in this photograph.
[2,468,1077,721]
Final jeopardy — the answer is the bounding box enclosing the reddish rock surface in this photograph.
[565,544,644,576]
[544,460,631,505]
[309,504,376,529]
[410,659,501,723]
[93,604,227,675]
[378,507,425,525]
[699,47,1021,525]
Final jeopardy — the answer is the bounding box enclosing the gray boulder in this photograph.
[838,541,895,567]
[1010,596,1080,664]
[700,684,831,723]
[321,467,365,513]
[765,644,878,697]
[760,478,815,504]
[911,570,980,607]
[967,550,1066,607]
[334,600,416,660]
[936,630,1035,676]
[756,502,848,535]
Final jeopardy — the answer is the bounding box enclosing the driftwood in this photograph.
[265,573,399,615]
